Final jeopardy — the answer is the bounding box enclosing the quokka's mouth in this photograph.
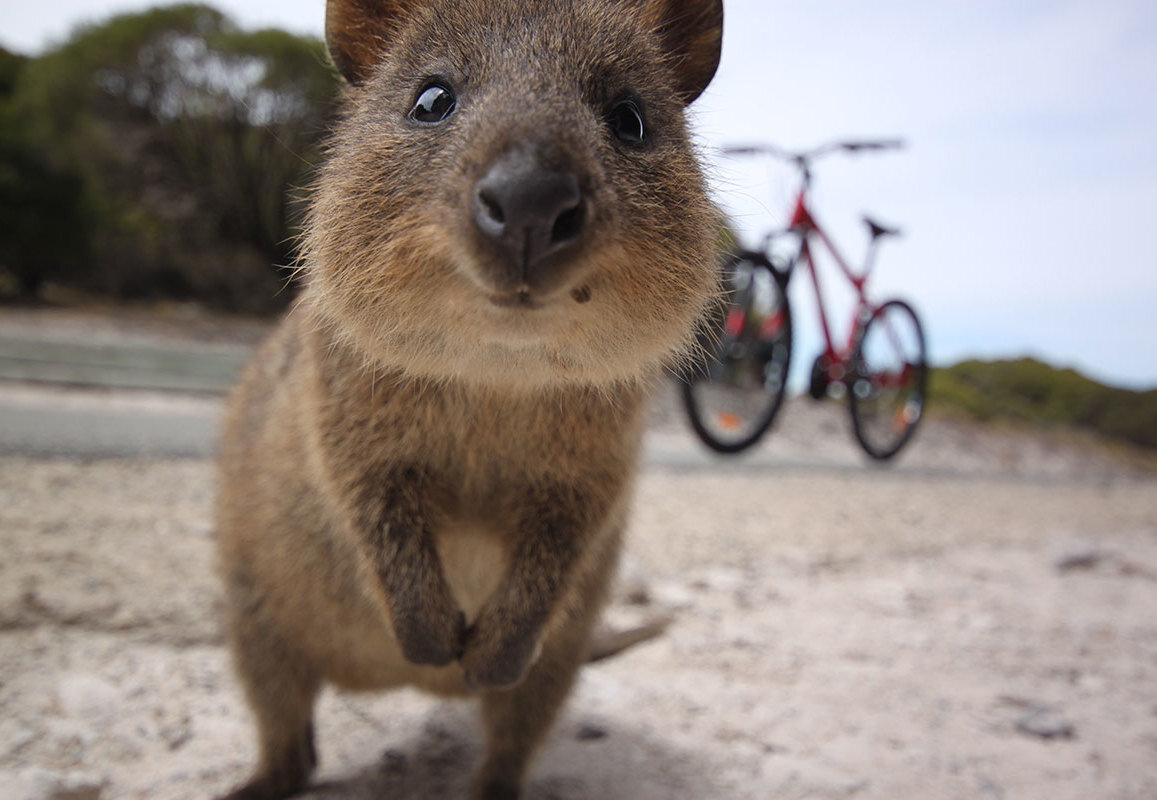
[487,286,542,309]
[485,280,592,311]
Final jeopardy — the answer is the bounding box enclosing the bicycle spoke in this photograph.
[849,300,927,460]
[682,255,793,454]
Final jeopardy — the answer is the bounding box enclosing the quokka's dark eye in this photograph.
[608,100,646,145]
[410,83,456,123]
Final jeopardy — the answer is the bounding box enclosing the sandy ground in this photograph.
[2,367,1157,799]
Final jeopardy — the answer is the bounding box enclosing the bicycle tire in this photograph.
[682,252,793,454]
[848,298,928,460]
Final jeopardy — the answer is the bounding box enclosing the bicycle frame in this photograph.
[728,139,902,382]
[682,138,925,459]
[782,190,879,377]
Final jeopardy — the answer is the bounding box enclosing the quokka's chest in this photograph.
[433,519,510,623]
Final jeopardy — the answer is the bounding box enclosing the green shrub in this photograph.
[934,358,1157,450]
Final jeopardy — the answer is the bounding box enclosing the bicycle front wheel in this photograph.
[682,255,793,454]
[848,299,928,460]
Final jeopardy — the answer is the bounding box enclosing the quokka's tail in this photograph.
[585,615,674,663]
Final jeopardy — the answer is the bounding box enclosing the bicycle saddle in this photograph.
[863,215,901,239]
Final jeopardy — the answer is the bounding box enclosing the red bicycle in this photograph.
[682,140,928,459]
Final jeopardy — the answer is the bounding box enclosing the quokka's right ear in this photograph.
[326,0,425,84]
[641,0,724,105]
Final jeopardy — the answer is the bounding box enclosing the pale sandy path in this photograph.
[2,383,1155,800]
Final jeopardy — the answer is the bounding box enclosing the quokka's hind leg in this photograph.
[471,626,590,800]
[218,612,323,800]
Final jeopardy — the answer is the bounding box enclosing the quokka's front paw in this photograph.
[391,598,466,667]
[459,611,543,691]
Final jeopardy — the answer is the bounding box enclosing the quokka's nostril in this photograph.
[551,201,584,245]
[478,188,506,225]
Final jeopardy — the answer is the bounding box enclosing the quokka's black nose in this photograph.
[472,150,586,284]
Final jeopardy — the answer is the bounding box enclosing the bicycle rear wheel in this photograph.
[682,253,792,454]
[848,299,927,460]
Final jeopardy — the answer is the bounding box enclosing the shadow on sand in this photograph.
[298,702,718,800]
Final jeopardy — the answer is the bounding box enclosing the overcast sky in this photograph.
[4,0,1155,389]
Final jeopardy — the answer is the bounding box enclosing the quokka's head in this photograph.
[305,0,724,389]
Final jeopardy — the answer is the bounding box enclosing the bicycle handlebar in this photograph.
[721,139,904,163]
[838,139,904,152]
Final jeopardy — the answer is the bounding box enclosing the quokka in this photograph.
[215,1,723,797]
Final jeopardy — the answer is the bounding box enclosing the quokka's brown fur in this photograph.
[214,1,723,798]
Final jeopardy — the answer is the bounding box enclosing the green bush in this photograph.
[934,358,1157,450]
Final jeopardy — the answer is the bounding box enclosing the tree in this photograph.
[0,46,92,300]
[6,4,340,311]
